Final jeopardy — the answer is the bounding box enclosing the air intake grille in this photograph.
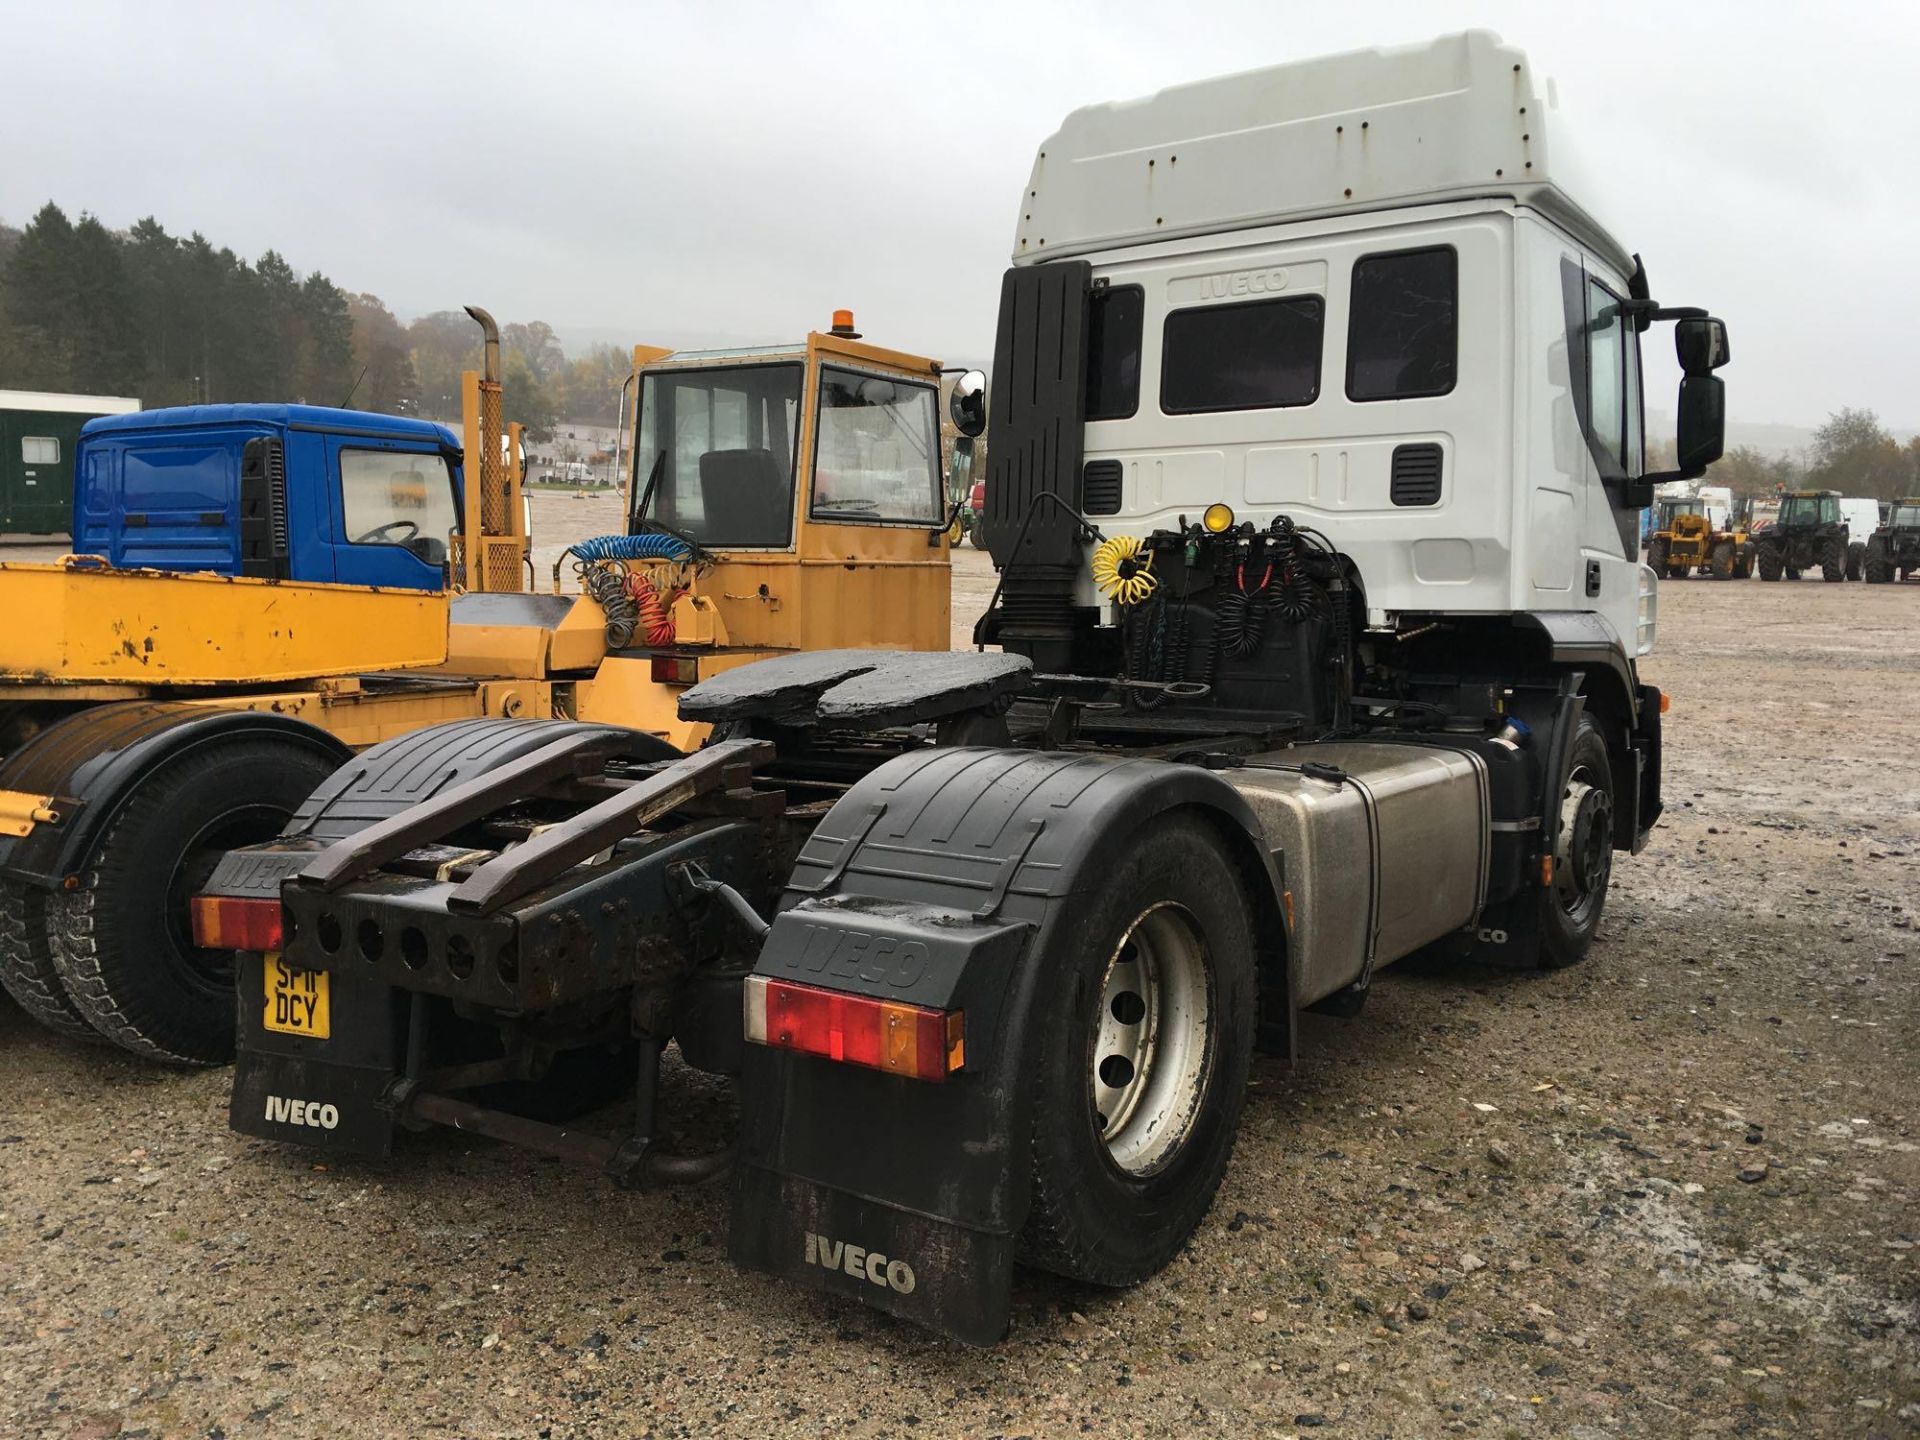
[1390,443,1443,506]
[1082,459,1123,515]
[267,441,289,554]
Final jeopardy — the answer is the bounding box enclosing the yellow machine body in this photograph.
[566,328,953,749]
[0,321,955,834]
[0,560,449,686]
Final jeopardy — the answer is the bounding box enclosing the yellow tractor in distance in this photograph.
[1647,496,1751,579]
[0,310,959,1066]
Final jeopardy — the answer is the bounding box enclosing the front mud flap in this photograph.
[731,1164,1017,1345]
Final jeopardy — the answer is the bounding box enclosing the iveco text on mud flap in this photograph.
[200,32,1726,1347]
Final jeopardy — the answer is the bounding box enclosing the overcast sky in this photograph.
[4,0,1915,430]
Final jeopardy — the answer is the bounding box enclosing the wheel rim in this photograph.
[1555,768,1613,925]
[1089,903,1215,1177]
[165,803,289,995]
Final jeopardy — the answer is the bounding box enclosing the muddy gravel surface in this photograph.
[3,550,1918,1439]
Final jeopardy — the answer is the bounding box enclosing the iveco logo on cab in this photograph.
[803,1232,917,1294]
[265,1095,340,1130]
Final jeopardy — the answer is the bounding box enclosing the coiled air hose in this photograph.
[628,571,682,647]
[1091,534,1158,606]
[580,561,639,648]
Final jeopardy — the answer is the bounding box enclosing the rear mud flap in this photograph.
[731,1164,1016,1345]
[230,1048,398,1157]
[228,951,399,1157]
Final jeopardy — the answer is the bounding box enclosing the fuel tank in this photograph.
[1225,741,1489,1005]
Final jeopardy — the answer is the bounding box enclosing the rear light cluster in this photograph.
[744,975,963,1082]
[650,655,699,686]
[190,894,284,951]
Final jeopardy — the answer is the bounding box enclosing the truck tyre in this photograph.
[1846,542,1865,582]
[1757,548,1782,582]
[1020,814,1256,1285]
[1822,539,1845,583]
[1866,547,1893,583]
[49,739,339,1066]
[0,883,103,1043]
[1538,715,1614,970]
[1646,539,1668,574]
[1710,542,1735,580]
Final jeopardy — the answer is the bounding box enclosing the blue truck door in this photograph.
[323,434,455,591]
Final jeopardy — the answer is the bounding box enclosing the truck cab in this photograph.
[979,30,1727,838]
[74,404,463,591]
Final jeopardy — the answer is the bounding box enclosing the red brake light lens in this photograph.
[650,654,700,686]
[744,976,963,1082]
[190,894,284,952]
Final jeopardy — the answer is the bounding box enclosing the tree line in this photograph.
[0,203,632,442]
[1707,409,1920,505]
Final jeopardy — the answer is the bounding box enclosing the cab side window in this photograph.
[1346,247,1457,400]
[1585,281,1626,476]
[341,449,458,562]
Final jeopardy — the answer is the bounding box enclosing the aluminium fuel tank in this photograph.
[1225,741,1489,1007]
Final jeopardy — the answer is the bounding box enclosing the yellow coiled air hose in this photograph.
[1091,534,1158,606]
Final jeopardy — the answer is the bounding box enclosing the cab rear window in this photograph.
[1161,295,1324,414]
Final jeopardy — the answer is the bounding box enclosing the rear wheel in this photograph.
[1866,547,1893,583]
[1020,815,1256,1285]
[1710,542,1735,580]
[1846,542,1865,582]
[1646,539,1669,574]
[1822,538,1845,583]
[1757,547,1783,581]
[1538,715,1615,970]
[50,739,338,1065]
[0,883,102,1043]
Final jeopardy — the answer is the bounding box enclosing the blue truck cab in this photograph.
[74,404,463,591]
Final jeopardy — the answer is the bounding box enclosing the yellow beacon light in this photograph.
[1203,503,1235,534]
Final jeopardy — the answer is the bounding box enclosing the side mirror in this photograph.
[1674,317,1729,375]
[949,370,987,438]
[1674,374,1726,478]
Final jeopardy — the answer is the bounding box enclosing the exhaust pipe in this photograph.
[464,304,501,384]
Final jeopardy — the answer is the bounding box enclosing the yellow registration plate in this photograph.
[263,953,330,1039]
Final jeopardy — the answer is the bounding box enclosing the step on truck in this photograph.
[199,32,1727,1344]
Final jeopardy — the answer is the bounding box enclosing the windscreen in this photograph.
[810,368,942,525]
[1894,503,1920,527]
[633,364,802,547]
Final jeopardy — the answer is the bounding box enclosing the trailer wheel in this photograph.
[1020,815,1256,1285]
[0,883,103,1043]
[49,739,339,1066]
[1538,716,1614,970]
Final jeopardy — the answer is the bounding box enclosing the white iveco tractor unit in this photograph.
[204,33,1726,1345]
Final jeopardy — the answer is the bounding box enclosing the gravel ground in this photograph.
[2,537,1917,1438]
